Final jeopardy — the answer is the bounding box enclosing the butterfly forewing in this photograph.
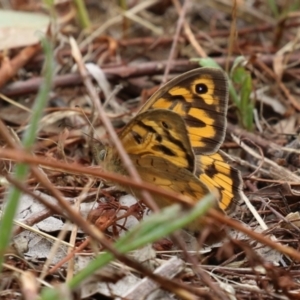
[140,68,228,155]
[119,109,196,173]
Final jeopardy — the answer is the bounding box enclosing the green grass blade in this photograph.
[41,193,215,299]
[0,37,54,272]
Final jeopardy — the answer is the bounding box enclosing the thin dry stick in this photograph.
[255,58,300,111]
[173,0,207,58]
[66,179,93,282]
[5,54,300,97]
[48,238,91,275]
[232,134,300,182]
[226,0,238,72]
[0,148,196,206]
[0,93,32,113]
[230,154,271,179]
[124,257,185,299]
[0,44,41,88]
[162,0,190,83]
[241,193,268,231]
[70,37,159,213]
[13,207,53,236]
[67,215,78,282]
[241,138,265,178]
[260,198,300,234]
[207,209,300,262]
[20,271,39,299]
[79,0,160,49]
[3,146,300,263]
[39,222,70,281]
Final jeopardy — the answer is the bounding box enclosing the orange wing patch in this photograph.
[196,152,243,212]
[140,68,229,155]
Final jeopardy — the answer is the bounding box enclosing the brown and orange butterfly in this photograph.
[94,68,243,232]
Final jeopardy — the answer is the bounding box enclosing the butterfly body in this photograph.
[95,67,243,233]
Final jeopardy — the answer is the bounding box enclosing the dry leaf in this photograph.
[0,10,50,50]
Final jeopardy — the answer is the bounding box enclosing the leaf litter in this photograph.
[1,1,300,299]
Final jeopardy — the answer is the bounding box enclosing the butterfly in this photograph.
[94,68,243,233]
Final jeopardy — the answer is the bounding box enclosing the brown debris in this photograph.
[2,1,300,299]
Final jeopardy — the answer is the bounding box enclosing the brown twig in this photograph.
[173,0,207,58]
[226,0,237,73]
[227,122,280,152]
[254,58,300,112]
[2,147,300,263]
[3,51,300,97]
[207,209,300,262]
[70,37,160,213]
[0,60,199,97]
[0,44,41,88]
[0,147,197,206]
[162,0,189,83]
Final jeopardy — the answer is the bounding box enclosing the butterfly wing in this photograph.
[196,151,243,212]
[103,109,215,230]
[132,155,217,232]
[132,155,211,205]
[139,68,228,155]
[118,109,196,173]
[138,67,243,212]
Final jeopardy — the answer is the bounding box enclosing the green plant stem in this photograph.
[74,0,91,29]
[0,38,53,272]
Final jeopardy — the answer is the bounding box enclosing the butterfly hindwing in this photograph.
[124,155,216,233]
[132,155,211,206]
[195,151,243,212]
